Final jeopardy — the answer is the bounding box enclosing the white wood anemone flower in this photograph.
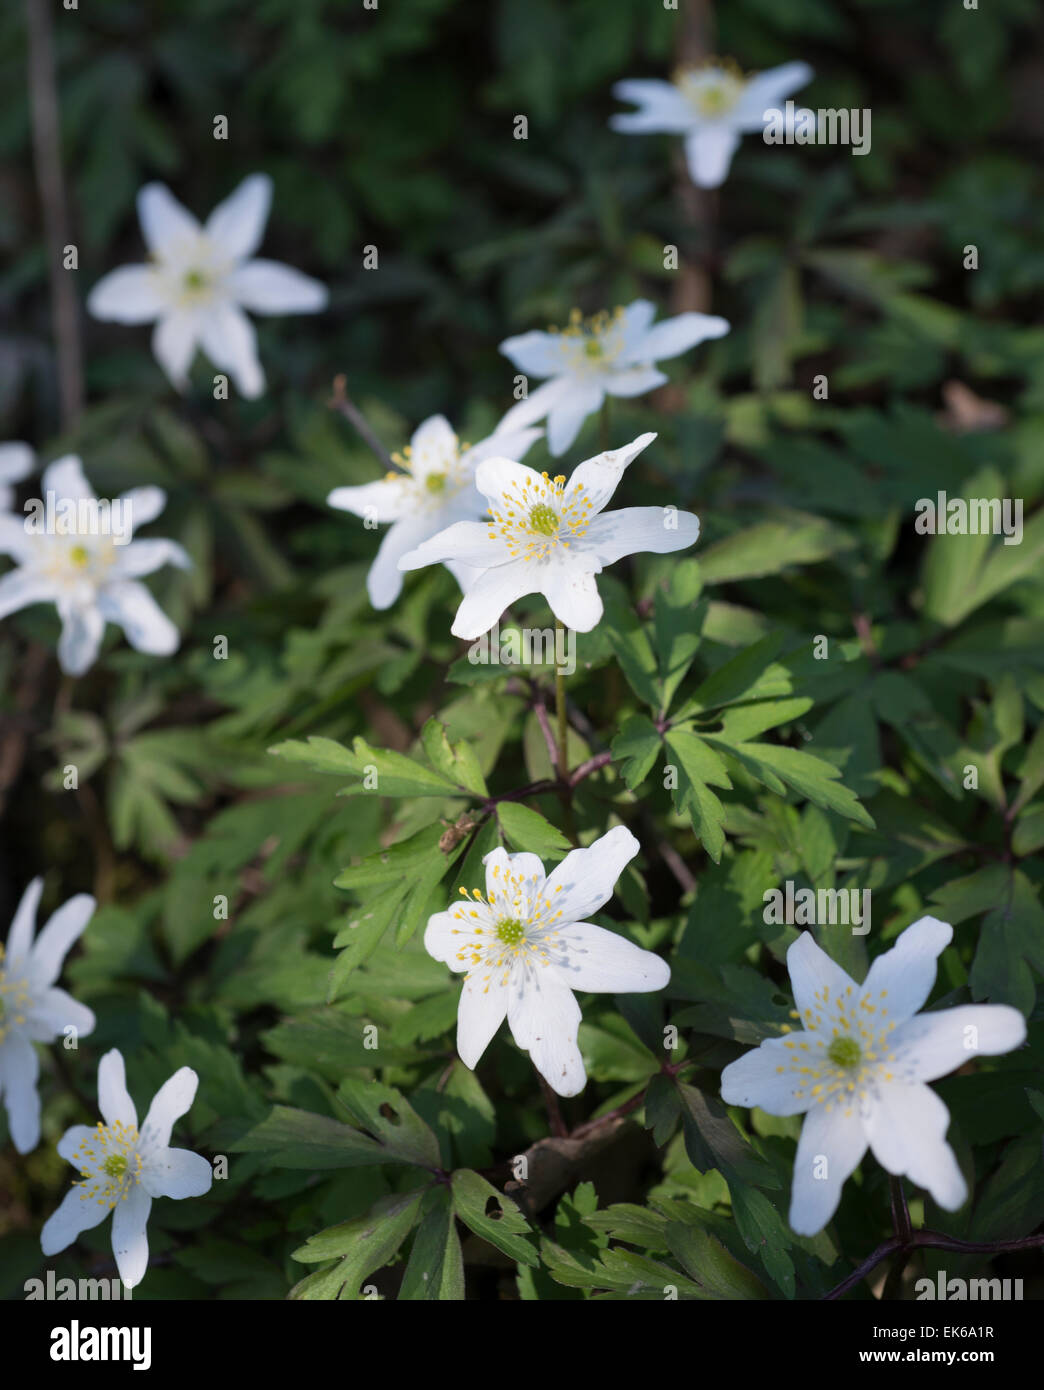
[611,59,813,189]
[87,173,327,398]
[0,455,191,676]
[41,1050,212,1290]
[1,878,95,1154]
[327,413,542,610]
[720,917,1027,1237]
[424,827,669,1097]
[0,442,33,512]
[399,431,699,639]
[498,299,728,456]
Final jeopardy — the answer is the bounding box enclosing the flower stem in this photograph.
[554,625,577,843]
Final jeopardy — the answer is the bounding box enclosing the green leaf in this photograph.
[399,1190,465,1300]
[611,714,663,791]
[420,718,489,797]
[230,1106,386,1170]
[698,511,855,585]
[497,800,572,857]
[664,1222,769,1300]
[290,1189,425,1300]
[450,1170,539,1266]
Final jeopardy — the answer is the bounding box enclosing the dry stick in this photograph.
[26,0,84,428]
[328,375,400,474]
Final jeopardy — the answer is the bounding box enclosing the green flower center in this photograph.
[183,268,209,292]
[827,1036,863,1070]
[698,85,731,114]
[425,472,447,494]
[583,338,604,360]
[496,918,525,946]
[103,1153,128,1179]
[69,545,90,568]
[528,503,559,537]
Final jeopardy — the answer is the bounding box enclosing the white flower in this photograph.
[0,879,95,1154]
[424,826,668,1097]
[0,455,191,676]
[87,173,327,398]
[498,299,728,456]
[0,442,33,513]
[42,1050,212,1289]
[327,413,542,610]
[399,431,699,638]
[720,917,1027,1236]
[611,60,813,189]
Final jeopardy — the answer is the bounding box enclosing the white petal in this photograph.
[40,1183,112,1255]
[399,519,506,572]
[616,299,659,350]
[721,1036,816,1116]
[549,921,669,994]
[546,381,604,457]
[733,61,814,132]
[57,604,105,676]
[42,454,93,502]
[580,506,700,567]
[789,1102,867,1235]
[542,825,640,923]
[889,1004,1027,1083]
[118,485,167,531]
[27,987,95,1043]
[137,183,201,256]
[29,892,94,987]
[98,1049,137,1130]
[483,847,546,901]
[57,1123,97,1164]
[366,517,432,610]
[197,304,265,398]
[508,968,585,1097]
[865,1081,967,1211]
[541,559,603,632]
[473,455,548,510]
[423,911,459,967]
[0,1032,41,1153]
[495,377,571,434]
[204,173,272,261]
[152,313,199,390]
[0,442,34,484]
[786,932,857,1022]
[0,569,55,619]
[227,258,327,314]
[142,1146,212,1200]
[112,538,191,578]
[625,311,730,364]
[610,79,696,133]
[457,974,510,1069]
[5,878,43,968]
[450,561,535,640]
[87,265,166,323]
[444,558,485,595]
[327,478,406,524]
[97,581,180,656]
[0,515,37,563]
[498,331,565,379]
[563,432,657,516]
[111,1182,152,1289]
[684,127,741,188]
[141,1066,199,1151]
[603,365,668,398]
[409,413,458,459]
[860,916,953,1024]
[467,424,543,466]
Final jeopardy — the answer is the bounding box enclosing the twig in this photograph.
[26,0,84,427]
[328,375,399,474]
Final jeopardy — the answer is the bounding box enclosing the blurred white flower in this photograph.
[87,174,327,398]
[0,878,95,1154]
[424,827,668,1097]
[327,413,542,610]
[720,917,1027,1236]
[399,431,699,638]
[0,455,191,675]
[42,1050,212,1289]
[0,443,33,513]
[611,59,813,188]
[498,299,728,456]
